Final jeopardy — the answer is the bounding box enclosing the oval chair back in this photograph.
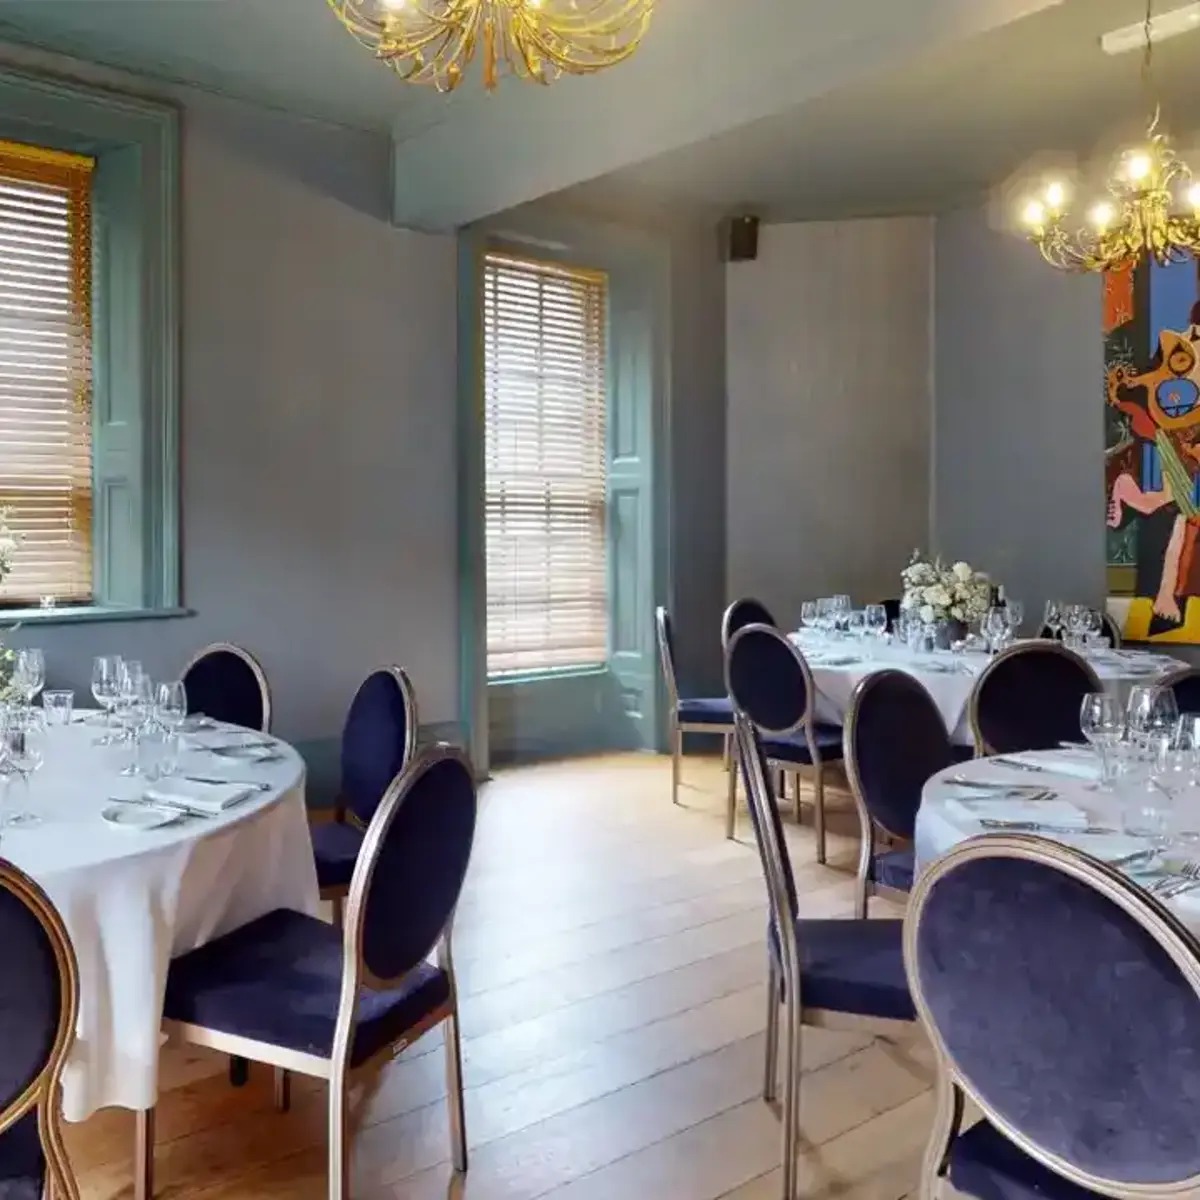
[1162,666,1200,716]
[182,643,272,732]
[845,671,952,842]
[724,623,813,738]
[654,606,679,711]
[905,835,1200,1197]
[340,667,418,827]
[721,597,776,652]
[968,642,1101,756]
[0,860,80,1200]
[338,745,478,1010]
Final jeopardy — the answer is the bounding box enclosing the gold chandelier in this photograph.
[327,0,655,93]
[1020,0,1200,271]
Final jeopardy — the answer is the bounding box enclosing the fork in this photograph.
[1155,862,1200,899]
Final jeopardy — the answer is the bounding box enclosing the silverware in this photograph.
[948,777,1051,794]
[184,775,271,791]
[1108,848,1157,871]
[109,795,215,820]
[978,818,1117,836]
[992,757,1048,773]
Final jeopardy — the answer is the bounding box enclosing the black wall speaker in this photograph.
[723,215,760,263]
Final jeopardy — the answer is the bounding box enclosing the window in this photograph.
[483,251,609,677]
[0,140,94,605]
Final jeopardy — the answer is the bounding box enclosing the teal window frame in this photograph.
[0,65,179,624]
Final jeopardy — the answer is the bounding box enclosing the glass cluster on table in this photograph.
[0,651,190,829]
[1044,600,1108,651]
[1079,687,1200,846]
[798,597,889,656]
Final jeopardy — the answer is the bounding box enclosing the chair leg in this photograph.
[134,1107,155,1200]
[813,764,827,865]
[330,895,344,930]
[671,725,682,807]
[763,955,780,1104]
[328,1075,350,1200]
[274,1067,292,1113]
[229,1056,249,1087]
[722,732,732,770]
[781,986,802,1200]
[443,1008,469,1173]
[725,737,739,840]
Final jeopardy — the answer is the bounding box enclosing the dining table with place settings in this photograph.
[788,630,1185,746]
[916,746,1200,934]
[0,712,318,1122]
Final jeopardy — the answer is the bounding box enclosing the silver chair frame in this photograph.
[0,861,81,1200]
[181,641,274,733]
[1160,664,1200,705]
[906,833,1200,1200]
[655,606,735,811]
[843,670,945,917]
[735,715,914,1200]
[136,744,475,1200]
[967,639,1102,758]
[323,665,420,925]
[1100,610,1124,649]
[726,624,832,862]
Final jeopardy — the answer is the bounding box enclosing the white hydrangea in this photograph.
[901,550,990,626]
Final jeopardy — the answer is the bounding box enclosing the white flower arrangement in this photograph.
[900,550,991,627]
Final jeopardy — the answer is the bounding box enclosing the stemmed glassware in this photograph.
[1005,599,1024,638]
[864,604,888,658]
[1044,600,1064,641]
[91,655,122,744]
[155,680,188,778]
[1079,693,1123,790]
[1,706,45,827]
[799,601,818,634]
[117,663,154,776]
[14,648,44,706]
[983,606,1009,655]
[831,594,852,637]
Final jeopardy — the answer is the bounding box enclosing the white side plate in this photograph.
[102,803,183,831]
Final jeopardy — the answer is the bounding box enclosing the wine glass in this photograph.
[832,594,852,636]
[1005,599,1024,638]
[1044,600,1063,640]
[847,609,866,644]
[1,707,44,826]
[91,655,122,744]
[983,606,1009,654]
[815,597,835,640]
[156,680,188,777]
[118,668,154,775]
[864,604,888,657]
[799,601,818,637]
[14,648,44,705]
[1080,693,1122,789]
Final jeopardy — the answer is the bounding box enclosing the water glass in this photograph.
[91,655,122,744]
[42,690,74,727]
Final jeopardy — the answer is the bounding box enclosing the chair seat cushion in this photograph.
[310,819,365,890]
[796,917,915,1021]
[870,847,915,892]
[763,724,844,765]
[0,1114,43,1200]
[950,1118,1096,1200]
[677,696,734,725]
[163,909,450,1067]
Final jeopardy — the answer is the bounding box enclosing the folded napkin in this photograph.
[946,795,1089,827]
[998,751,1102,782]
[146,778,257,814]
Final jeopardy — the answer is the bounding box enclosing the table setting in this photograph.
[0,649,317,1121]
[787,554,1183,743]
[916,686,1200,926]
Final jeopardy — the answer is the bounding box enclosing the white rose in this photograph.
[919,604,935,624]
[952,561,973,582]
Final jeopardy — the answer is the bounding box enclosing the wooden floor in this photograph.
[65,753,935,1200]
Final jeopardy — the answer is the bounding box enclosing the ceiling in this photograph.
[564,0,1200,221]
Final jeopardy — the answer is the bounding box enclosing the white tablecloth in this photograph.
[915,749,1200,936]
[789,634,1184,745]
[0,718,318,1121]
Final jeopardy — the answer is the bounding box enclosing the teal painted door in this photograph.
[606,279,657,750]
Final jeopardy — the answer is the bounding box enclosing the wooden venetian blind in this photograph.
[0,140,94,605]
[483,251,609,677]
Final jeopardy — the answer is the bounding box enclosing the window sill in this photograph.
[488,665,608,688]
[0,605,194,628]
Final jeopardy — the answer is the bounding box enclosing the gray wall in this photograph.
[725,218,933,625]
[932,203,1104,624]
[0,47,459,746]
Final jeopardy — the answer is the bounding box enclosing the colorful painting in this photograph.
[1105,254,1200,643]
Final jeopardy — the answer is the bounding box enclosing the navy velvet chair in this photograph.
[181,642,272,732]
[725,623,842,861]
[733,715,915,1200]
[0,860,80,1200]
[721,597,777,651]
[310,666,418,922]
[881,598,902,633]
[844,671,953,917]
[138,745,477,1200]
[968,642,1101,756]
[655,607,735,807]
[1163,666,1200,716]
[905,834,1200,1200]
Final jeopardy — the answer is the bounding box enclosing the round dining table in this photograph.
[916,747,1200,936]
[789,633,1185,745]
[0,716,319,1121]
